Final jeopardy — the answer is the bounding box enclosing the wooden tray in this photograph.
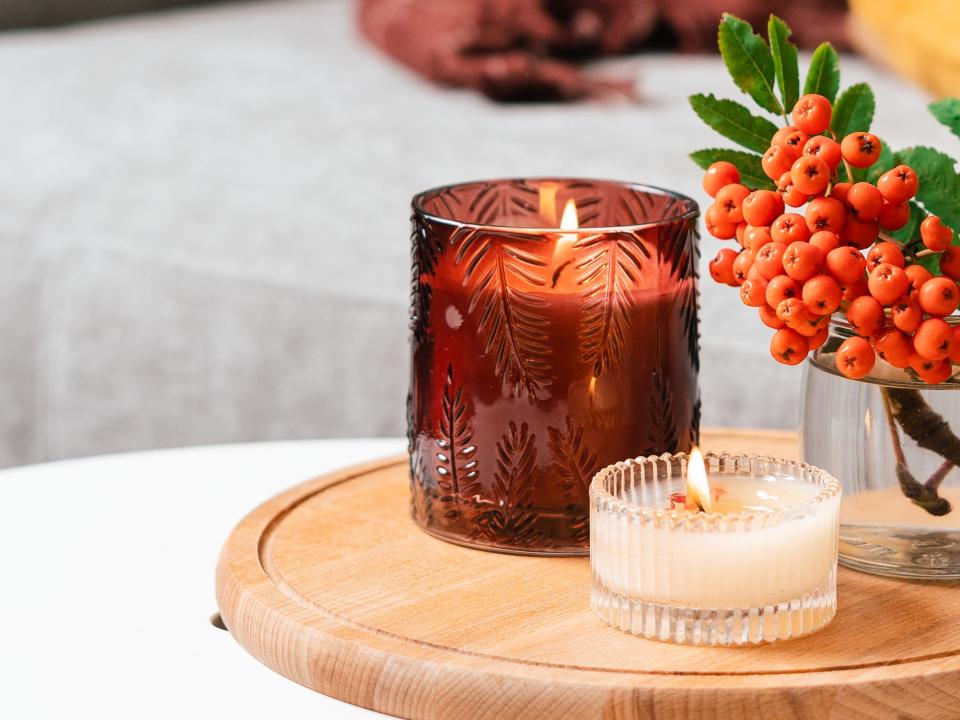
[216,429,960,719]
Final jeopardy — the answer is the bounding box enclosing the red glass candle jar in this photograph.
[408,178,700,555]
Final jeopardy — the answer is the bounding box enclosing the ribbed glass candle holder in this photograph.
[590,452,841,645]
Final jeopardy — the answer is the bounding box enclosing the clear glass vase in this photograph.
[801,315,960,579]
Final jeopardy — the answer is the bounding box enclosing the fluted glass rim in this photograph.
[590,451,842,531]
[411,177,700,234]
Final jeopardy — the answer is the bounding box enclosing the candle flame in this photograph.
[686,447,713,513]
[560,199,578,231]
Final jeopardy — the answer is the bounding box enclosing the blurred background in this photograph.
[1,0,956,469]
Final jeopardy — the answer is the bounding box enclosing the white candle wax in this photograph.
[592,474,838,608]
[590,453,841,644]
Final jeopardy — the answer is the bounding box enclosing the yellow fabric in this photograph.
[850,0,960,96]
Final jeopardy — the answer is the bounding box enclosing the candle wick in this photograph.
[551,259,573,288]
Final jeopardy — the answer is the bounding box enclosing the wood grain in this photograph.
[216,428,960,719]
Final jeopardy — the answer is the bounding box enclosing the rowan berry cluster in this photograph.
[706,93,960,383]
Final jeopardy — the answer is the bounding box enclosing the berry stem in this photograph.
[916,248,937,258]
[828,127,857,184]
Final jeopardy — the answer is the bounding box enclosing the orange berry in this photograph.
[791,94,832,135]
[873,328,913,369]
[743,225,773,253]
[802,274,842,316]
[754,241,788,280]
[765,274,802,307]
[809,325,830,350]
[904,264,934,300]
[732,249,754,285]
[736,222,749,246]
[791,156,831,196]
[825,246,866,284]
[747,264,765,284]
[776,171,793,192]
[780,131,809,160]
[759,304,786,329]
[920,215,954,252]
[705,203,738,240]
[840,216,879,250]
[877,200,910,231]
[847,295,885,336]
[770,327,810,365]
[771,213,810,245]
[781,183,809,208]
[868,263,909,305]
[776,297,811,327]
[918,276,960,317]
[891,299,922,333]
[835,336,876,379]
[782,241,824,282]
[762,145,795,181]
[708,248,739,286]
[916,358,953,385]
[841,132,882,168]
[941,247,960,280]
[771,126,800,147]
[703,162,741,197]
[841,277,869,302]
[876,165,919,203]
[830,182,852,203]
[741,190,783,227]
[803,135,842,171]
[740,277,768,307]
[714,183,750,224]
[805,196,846,233]
[866,241,905,270]
[914,318,956,361]
[810,230,840,255]
[950,326,960,363]
[845,182,884,221]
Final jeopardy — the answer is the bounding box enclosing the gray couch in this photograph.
[1,0,950,468]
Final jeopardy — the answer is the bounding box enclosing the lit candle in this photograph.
[590,450,841,645]
[410,179,700,554]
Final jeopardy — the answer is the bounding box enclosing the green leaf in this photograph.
[717,14,781,115]
[768,15,799,111]
[929,98,960,141]
[689,94,779,154]
[891,200,926,244]
[897,146,960,232]
[803,42,840,102]
[689,148,775,190]
[831,83,875,138]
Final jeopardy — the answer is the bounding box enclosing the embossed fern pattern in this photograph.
[455,228,552,401]
[468,180,539,225]
[661,217,701,373]
[410,214,444,344]
[645,370,681,455]
[435,365,480,519]
[547,418,597,544]
[472,422,540,546]
[576,231,652,376]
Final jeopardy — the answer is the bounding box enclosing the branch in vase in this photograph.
[883,387,956,516]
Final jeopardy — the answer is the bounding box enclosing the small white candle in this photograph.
[590,450,841,645]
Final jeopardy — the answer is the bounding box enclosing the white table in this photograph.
[0,440,406,719]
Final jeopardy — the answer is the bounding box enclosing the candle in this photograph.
[590,450,841,645]
[409,179,700,554]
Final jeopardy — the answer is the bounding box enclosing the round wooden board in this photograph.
[216,428,960,719]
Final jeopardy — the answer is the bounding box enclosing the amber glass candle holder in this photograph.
[408,178,700,555]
